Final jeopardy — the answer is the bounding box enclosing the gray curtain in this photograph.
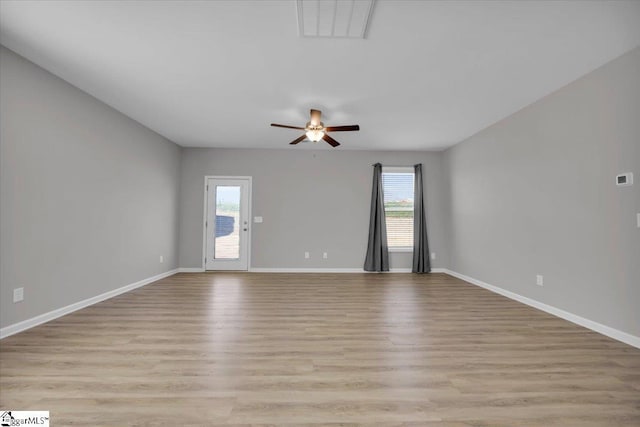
[412,164,431,273]
[364,163,389,272]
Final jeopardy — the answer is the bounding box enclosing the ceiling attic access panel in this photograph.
[297,0,375,38]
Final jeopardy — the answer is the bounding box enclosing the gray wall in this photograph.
[0,46,182,328]
[179,148,449,270]
[445,47,640,337]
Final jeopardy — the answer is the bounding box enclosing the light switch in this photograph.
[254,216,263,223]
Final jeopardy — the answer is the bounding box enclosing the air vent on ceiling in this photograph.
[297,0,375,38]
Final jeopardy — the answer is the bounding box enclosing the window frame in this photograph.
[381,166,415,252]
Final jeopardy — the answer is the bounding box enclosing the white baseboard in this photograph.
[0,269,179,339]
[248,267,446,273]
[444,269,640,349]
[175,267,448,274]
[249,267,364,273]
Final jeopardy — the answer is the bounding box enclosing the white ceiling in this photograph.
[1,1,639,151]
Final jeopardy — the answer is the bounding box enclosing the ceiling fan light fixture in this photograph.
[305,120,325,142]
[305,128,324,142]
[271,109,358,147]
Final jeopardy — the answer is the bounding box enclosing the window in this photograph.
[382,167,414,251]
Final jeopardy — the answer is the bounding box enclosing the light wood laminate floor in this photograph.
[1,272,639,426]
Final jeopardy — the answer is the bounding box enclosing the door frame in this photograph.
[202,175,252,271]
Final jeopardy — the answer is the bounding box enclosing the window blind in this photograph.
[381,172,414,249]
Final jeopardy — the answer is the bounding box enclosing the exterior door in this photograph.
[205,177,250,270]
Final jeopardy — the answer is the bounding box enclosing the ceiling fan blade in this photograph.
[310,109,322,126]
[325,125,360,132]
[271,123,305,130]
[322,133,340,147]
[289,134,307,145]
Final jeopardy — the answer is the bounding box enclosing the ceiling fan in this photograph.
[271,109,359,147]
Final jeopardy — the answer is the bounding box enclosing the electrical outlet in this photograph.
[323,252,328,259]
[13,287,24,303]
[159,255,164,263]
[431,252,436,260]
[304,251,310,259]
[536,275,544,286]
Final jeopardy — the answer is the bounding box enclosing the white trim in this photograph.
[0,269,178,339]
[201,176,209,271]
[389,268,446,273]
[203,175,252,271]
[443,269,640,349]
[178,267,447,274]
[249,268,364,273]
[177,267,448,273]
[381,167,415,252]
[248,267,446,273]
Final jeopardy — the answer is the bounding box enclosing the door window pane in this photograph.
[214,186,240,259]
